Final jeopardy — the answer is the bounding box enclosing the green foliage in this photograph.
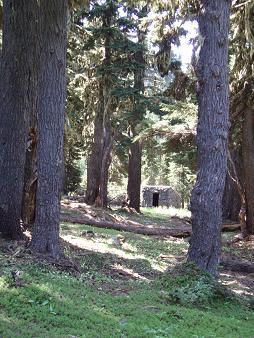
[161,264,229,307]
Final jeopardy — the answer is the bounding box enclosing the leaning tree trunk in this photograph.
[242,108,254,235]
[187,0,232,277]
[127,28,146,212]
[30,0,68,258]
[0,0,38,239]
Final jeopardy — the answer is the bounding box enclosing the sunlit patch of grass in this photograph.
[1,209,253,337]
[60,222,189,272]
[141,207,190,221]
[111,206,190,228]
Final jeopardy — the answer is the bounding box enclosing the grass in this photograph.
[112,207,190,228]
[0,208,254,337]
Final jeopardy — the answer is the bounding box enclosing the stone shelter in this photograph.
[141,185,181,208]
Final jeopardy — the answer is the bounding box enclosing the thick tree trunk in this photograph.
[187,0,231,276]
[0,1,38,239]
[30,0,68,258]
[242,108,254,235]
[21,41,39,228]
[127,29,145,212]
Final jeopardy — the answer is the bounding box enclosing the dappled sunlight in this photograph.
[141,207,191,219]
[112,264,149,281]
[61,232,167,272]
[220,273,254,297]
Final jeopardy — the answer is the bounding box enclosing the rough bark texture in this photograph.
[21,48,39,228]
[127,29,145,212]
[187,0,231,276]
[0,1,38,239]
[30,0,68,258]
[242,108,254,235]
[21,126,38,228]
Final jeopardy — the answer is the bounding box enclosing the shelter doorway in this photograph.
[152,192,159,207]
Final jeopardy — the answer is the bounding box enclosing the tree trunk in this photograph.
[242,108,254,235]
[0,0,38,239]
[85,87,104,205]
[187,0,231,277]
[127,124,142,212]
[86,14,113,208]
[30,0,68,258]
[222,172,241,222]
[100,110,113,207]
[127,28,146,212]
[21,125,38,228]
[21,38,39,228]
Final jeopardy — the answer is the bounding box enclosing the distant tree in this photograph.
[229,1,254,236]
[84,1,147,207]
[85,1,117,207]
[30,0,68,257]
[126,6,147,212]
[187,0,232,276]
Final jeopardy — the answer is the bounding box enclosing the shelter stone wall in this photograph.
[142,185,181,208]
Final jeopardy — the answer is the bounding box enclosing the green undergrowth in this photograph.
[0,221,254,337]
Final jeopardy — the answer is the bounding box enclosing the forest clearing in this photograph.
[0,206,254,337]
[1,0,254,337]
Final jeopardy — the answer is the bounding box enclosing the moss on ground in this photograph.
[0,212,253,337]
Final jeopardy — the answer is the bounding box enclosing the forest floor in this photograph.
[0,206,254,337]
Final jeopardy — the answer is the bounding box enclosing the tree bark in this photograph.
[0,0,38,239]
[242,108,254,235]
[187,0,232,276]
[30,0,68,258]
[21,125,38,228]
[21,42,39,228]
[127,28,146,212]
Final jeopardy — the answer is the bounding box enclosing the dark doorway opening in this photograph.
[152,193,159,207]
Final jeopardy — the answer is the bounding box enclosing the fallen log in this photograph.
[60,213,192,238]
[220,258,254,274]
[222,223,241,232]
[60,212,240,238]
